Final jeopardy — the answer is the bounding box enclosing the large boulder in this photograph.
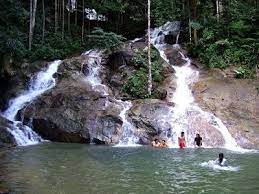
[23,56,125,144]
[193,69,259,149]
[130,99,173,144]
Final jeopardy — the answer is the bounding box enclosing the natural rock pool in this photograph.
[1,143,259,194]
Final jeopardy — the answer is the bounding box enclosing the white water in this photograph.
[151,23,242,151]
[82,50,139,146]
[82,50,108,95]
[115,100,140,147]
[200,160,240,172]
[2,60,62,146]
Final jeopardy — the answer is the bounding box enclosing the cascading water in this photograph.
[82,50,108,95]
[2,60,62,146]
[115,101,140,147]
[82,50,139,146]
[151,22,241,151]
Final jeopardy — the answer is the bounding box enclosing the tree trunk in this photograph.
[29,0,33,50]
[188,0,191,43]
[75,0,77,25]
[42,0,45,43]
[29,0,37,50]
[81,0,85,43]
[171,0,174,18]
[216,0,220,23]
[62,0,65,40]
[55,0,58,33]
[192,0,198,45]
[147,0,152,96]
[68,11,71,34]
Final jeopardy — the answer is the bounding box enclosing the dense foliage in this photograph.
[123,48,163,98]
[0,0,257,79]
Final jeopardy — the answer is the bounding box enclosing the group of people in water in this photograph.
[151,132,228,166]
[152,132,202,149]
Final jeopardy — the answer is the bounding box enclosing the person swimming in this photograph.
[152,138,161,148]
[194,134,202,147]
[160,140,168,148]
[178,132,186,149]
[216,153,228,166]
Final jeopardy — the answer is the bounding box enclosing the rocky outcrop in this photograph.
[0,116,16,147]
[22,54,126,144]
[0,59,48,111]
[130,99,173,144]
[193,69,259,149]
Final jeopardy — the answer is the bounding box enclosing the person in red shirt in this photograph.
[178,132,186,149]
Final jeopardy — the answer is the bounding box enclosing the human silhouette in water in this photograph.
[178,132,186,149]
[194,134,202,147]
[216,153,228,166]
[152,139,161,148]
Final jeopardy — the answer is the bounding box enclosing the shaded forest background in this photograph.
[0,0,258,78]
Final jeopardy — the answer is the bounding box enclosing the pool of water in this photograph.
[0,143,259,194]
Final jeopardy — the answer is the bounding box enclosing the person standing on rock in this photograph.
[178,132,186,149]
[194,134,202,147]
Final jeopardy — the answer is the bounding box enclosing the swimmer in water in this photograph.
[216,153,228,166]
[178,132,186,149]
[152,139,161,148]
[160,140,168,148]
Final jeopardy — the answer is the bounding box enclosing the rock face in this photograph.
[0,116,16,147]
[1,31,258,148]
[130,99,173,144]
[193,69,259,149]
[23,55,125,144]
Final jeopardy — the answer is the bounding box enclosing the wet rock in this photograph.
[130,99,173,144]
[193,71,259,149]
[23,61,125,144]
[163,45,185,66]
[0,116,16,147]
[92,138,106,145]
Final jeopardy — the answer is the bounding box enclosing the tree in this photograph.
[55,0,58,33]
[147,0,152,96]
[42,0,45,43]
[29,0,38,50]
[81,0,85,43]
[61,0,65,39]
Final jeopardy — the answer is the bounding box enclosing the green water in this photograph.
[0,143,259,194]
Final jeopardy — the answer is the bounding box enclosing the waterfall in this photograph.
[82,50,108,95]
[2,60,62,146]
[115,101,140,147]
[82,50,139,146]
[151,23,242,151]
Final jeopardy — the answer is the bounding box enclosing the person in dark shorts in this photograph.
[194,134,202,147]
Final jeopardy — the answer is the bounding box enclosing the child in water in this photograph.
[178,132,186,149]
